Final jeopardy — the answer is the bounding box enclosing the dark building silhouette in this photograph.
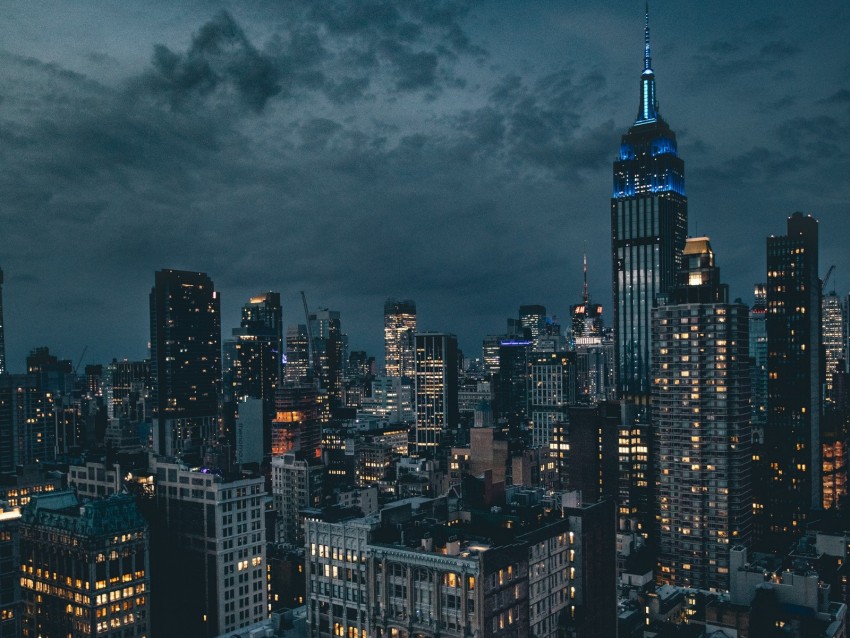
[612,10,687,400]
[149,269,221,457]
[653,237,752,590]
[223,292,283,457]
[309,309,344,406]
[497,339,532,425]
[760,213,821,549]
[0,268,5,375]
[566,402,620,504]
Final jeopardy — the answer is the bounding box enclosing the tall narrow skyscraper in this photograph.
[762,213,821,547]
[0,268,5,375]
[150,269,221,457]
[223,292,283,458]
[822,290,845,404]
[653,237,751,590]
[384,298,416,378]
[612,9,687,399]
[414,333,458,455]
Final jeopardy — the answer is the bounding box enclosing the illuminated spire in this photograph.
[582,252,589,304]
[636,3,658,123]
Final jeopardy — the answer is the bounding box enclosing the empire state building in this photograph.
[612,10,687,400]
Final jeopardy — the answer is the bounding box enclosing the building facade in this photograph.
[414,333,459,455]
[20,492,150,637]
[150,458,267,637]
[272,453,324,547]
[653,237,752,590]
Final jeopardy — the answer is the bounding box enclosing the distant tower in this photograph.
[384,298,417,378]
[149,269,221,457]
[653,237,751,590]
[309,309,344,406]
[414,333,458,455]
[762,213,821,548]
[519,305,547,350]
[612,7,687,399]
[571,254,603,337]
[0,267,5,374]
[284,324,310,384]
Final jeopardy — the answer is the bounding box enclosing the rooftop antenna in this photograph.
[644,2,652,72]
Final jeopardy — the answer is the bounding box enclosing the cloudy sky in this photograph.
[1,1,849,370]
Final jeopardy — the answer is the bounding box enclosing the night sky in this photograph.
[1,1,849,370]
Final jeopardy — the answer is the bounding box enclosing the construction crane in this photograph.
[74,345,88,375]
[822,264,835,293]
[300,291,315,379]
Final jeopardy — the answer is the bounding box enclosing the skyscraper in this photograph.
[653,237,751,590]
[571,255,603,338]
[384,298,416,379]
[823,290,845,404]
[519,304,547,350]
[0,268,5,375]
[149,458,267,637]
[149,269,221,457]
[414,332,458,454]
[612,9,687,399]
[224,292,283,457]
[763,213,821,547]
[284,323,310,384]
[309,308,344,406]
[749,284,768,431]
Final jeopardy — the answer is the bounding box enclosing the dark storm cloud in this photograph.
[1,2,848,367]
[137,11,281,112]
[472,70,614,179]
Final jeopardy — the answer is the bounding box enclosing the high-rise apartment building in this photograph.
[20,492,150,637]
[612,10,687,399]
[414,333,459,455]
[271,452,324,547]
[497,339,532,425]
[763,213,821,547]
[103,359,150,420]
[823,291,845,404]
[284,324,310,384]
[384,298,417,379]
[150,458,267,637]
[528,351,575,448]
[653,237,752,590]
[149,269,221,457]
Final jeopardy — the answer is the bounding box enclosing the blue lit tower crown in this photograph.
[612,8,687,399]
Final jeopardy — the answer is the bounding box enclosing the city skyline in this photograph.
[1,2,849,368]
